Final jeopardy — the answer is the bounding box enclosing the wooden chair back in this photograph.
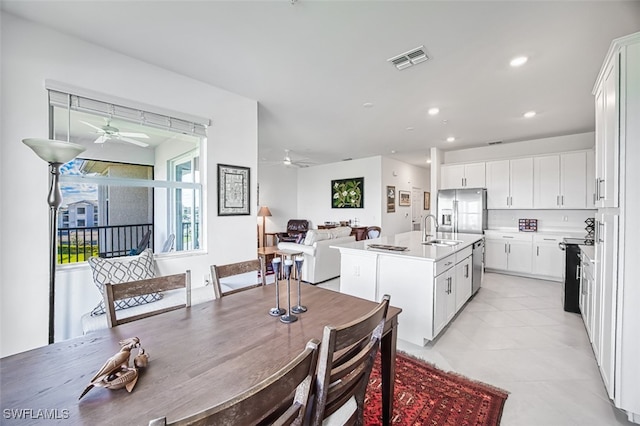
[365,226,382,239]
[210,258,266,299]
[149,339,320,426]
[311,295,390,426]
[104,271,191,328]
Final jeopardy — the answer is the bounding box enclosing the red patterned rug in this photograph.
[364,353,509,425]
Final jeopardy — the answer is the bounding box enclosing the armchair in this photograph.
[275,219,309,244]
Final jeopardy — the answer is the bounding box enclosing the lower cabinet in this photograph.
[455,255,472,311]
[485,232,533,274]
[533,235,564,280]
[433,268,456,337]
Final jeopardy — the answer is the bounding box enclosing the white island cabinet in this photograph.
[332,231,483,346]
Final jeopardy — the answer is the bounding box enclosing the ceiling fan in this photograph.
[282,149,314,168]
[81,119,150,147]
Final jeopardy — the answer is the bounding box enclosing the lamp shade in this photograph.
[23,138,86,164]
[257,206,272,217]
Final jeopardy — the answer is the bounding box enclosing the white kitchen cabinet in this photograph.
[591,32,640,420]
[484,232,533,274]
[594,57,619,209]
[441,162,485,189]
[580,250,595,342]
[586,150,596,208]
[595,211,619,398]
[433,268,456,338]
[486,158,533,209]
[455,255,472,311]
[533,152,588,209]
[533,235,564,281]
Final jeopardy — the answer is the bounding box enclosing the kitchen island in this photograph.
[332,231,484,346]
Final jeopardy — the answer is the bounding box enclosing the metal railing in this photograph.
[57,224,153,264]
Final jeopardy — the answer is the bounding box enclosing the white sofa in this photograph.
[277,226,355,284]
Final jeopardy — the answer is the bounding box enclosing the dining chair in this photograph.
[149,338,320,426]
[103,270,191,328]
[210,258,266,299]
[310,294,390,426]
[365,226,382,239]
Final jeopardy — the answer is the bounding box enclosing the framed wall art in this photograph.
[399,190,411,206]
[424,191,431,210]
[218,164,250,216]
[386,186,395,213]
[331,177,364,208]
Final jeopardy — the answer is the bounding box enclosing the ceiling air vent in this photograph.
[488,141,503,145]
[388,46,429,70]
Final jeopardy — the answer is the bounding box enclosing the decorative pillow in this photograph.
[87,249,161,316]
[329,226,352,238]
[294,233,305,244]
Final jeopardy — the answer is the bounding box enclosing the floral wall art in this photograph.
[331,177,364,208]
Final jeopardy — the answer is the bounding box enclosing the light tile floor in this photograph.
[318,272,633,426]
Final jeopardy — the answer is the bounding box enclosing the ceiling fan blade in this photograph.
[94,135,108,144]
[81,121,104,131]
[119,132,149,139]
[119,136,150,148]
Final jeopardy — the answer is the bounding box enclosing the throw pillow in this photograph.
[294,233,305,244]
[87,249,161,316]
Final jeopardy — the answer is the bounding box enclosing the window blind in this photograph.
[47,90,208,137]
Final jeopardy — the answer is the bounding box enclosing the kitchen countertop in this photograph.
[331,231,483,262]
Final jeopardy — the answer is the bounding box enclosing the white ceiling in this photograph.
[3,1,640,168]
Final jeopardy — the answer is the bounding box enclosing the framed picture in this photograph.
[399,190,411,206]
[424,191,430,210]
[218,164,250,216]
[386,186,395,213]
[331,177,364,208]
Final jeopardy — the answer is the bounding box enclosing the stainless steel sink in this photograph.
[422,239,463,247]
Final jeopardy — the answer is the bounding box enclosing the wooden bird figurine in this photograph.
[79,337,147,400]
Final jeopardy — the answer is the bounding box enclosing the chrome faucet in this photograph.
[423,214,439,242]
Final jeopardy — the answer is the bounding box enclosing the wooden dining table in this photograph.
[0,284,401,425]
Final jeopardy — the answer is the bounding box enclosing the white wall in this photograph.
[257,165,299,238]
[297,157,382,229]
[381,157,430,236]
[444,132,594,164]
[1,14,258,356]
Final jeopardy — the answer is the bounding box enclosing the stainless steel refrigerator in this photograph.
[437,188,487,234]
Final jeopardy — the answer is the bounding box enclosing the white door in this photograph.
[534,155,560,208]
[485,160,510,209]
[601,59,619,208]
[561,151,587,209]
[411,188,422,231]
[464,163,486,188]
[441,165,465,189]
[455,256,472,311]
[534,242,564,280]
[507,240,533,273]
[510,157,534,209]
[433,272,450,337]
[485,239,507,270]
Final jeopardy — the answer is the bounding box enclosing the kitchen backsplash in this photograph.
[488,209,596,233]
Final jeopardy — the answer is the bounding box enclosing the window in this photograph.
[48,84,208,264]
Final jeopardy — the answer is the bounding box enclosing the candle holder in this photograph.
[291,256,307,314]
[269,258,285,316]
[280,259,298,324]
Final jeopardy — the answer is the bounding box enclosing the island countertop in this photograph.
[331,231,484,262]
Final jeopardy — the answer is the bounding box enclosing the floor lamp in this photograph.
[257,206,272,247]
[23,138,86,344]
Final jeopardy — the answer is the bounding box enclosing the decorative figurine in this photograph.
[280,259,298,324]
[79,337,149,400]
[269,257,285,316]
[291,256,307,314]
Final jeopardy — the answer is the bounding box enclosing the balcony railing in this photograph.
[57,224,153,264]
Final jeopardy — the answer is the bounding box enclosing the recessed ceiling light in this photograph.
[406,127,414,131]
[426,158,432,164]
[446,136,455,142]
[510,56,528,67]
[523,111,536,118]
[428,107,440,116]
[363,102,374,108]
[391,150,397,154]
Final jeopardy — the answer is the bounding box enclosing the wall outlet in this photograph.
[563,216,569,222]
[204,274,211,286]
[353,265,360,277]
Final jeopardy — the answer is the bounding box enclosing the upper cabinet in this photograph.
[533,151,588,209]
[594,58,619,208]
[441,162,485,189]
[486,158,533,209]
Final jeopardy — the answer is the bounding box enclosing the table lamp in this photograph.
[257,206,272,247]
[23,138,86,344]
